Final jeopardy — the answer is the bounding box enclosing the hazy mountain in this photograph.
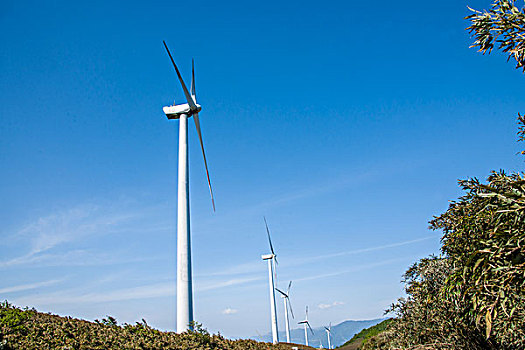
[253,318,385,348]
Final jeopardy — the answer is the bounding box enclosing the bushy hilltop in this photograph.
[0,301,296,350]
[359,170,525,350]
[337,319,394,350]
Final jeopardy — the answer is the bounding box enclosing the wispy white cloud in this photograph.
[259,171,378,209]
[198,257,414,297]
[199,236,437,278]
[1,201,168,269]
[196,261,264,278]
[222,308,238,315]
[222,171,379,221]
[14,275,263,308]
[0,279,62,294]
[0,247,161,269]
[14,204,129,255]
[294,257,410,282]
[15,282,175,306]
[298,236,437,264]
[218,157,424,222]
[318,301,344,309]
[196,276,264,292]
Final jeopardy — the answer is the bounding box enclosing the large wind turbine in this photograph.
[324,323,332,349]
[275,281,294,343]
[298,306,314,347]
[262,217,279,344]
[162,41,215,333]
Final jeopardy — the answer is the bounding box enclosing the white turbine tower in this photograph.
[324,323,332,349]
[262,217,279,344]
[162,41,215,333]
[298,306,314,347]
[275,281,294,343]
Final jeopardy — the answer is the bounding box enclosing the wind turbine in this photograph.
[261,217,279,344]
[275,281,294,343]
[298,306,314,347]
[324,323,332,349]
[162,41,215,333]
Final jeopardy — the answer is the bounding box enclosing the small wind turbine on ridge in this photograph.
[262,217,279,344]
[324,323,332,349]
[275,281,294,343]
[298,306,314,347]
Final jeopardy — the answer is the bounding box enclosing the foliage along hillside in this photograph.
[337,319,393,350]
[356,1,525,349]
[255,318,384,348]
[0,301,294,350]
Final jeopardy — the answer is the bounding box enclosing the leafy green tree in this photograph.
[377,172,525,349]
[365,4,525,348]
[430,171,525,348]
[467,0,525,71]
[384,257,490,350]
[0,301,31,335]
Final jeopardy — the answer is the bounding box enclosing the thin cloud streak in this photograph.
[196,261,264,278]
[303,236,437,263]
[196,276,264,292]
[14,276,263,307]
[294,257,410,283]
[0,249,160,269]
[216,170,380,224]
[211,157,428,226]
[200,236,437,278]
[0,279,62,294]
[15,283,175,306]
[14,204,136,255]
[1,200,170,269]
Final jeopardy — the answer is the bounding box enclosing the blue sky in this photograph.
[1,0,523,340]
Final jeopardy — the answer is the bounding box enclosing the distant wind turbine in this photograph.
[324,323,332,349]
[264,217,278,283]
[262,217,279,344]
[162,41,215,333]
[298,306,314,347]
[275,281,294,343]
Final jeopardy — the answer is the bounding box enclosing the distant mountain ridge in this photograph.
[252,318,385,348]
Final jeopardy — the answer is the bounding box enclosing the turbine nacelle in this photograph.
[163,103,202,120]
[261,253,275,260]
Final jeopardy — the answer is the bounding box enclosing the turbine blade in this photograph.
[275,288,287,297]
[191,58,196,100]
[288,298,295,319]
[287,280,292,295]
[193,112,215,211]
[162,41,197,110]
[307,322,315,334]
[263,217,275,256]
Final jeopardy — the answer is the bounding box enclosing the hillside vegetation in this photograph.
[0,301,294,350]
[349,171,525,348]
[337,319,393,350]
[351,2,525,349]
